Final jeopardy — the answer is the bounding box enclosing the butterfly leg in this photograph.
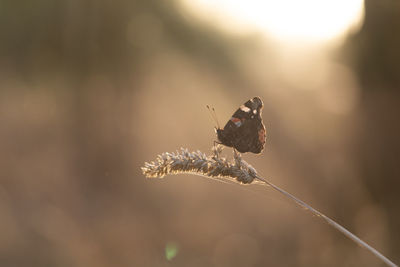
[213,140,222,148]
[233,147,243,160]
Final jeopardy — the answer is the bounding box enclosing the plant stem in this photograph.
[255,176,398,267]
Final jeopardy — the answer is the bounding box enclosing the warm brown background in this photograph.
[0,0,399,266]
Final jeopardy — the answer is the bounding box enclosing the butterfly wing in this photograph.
[217,97,266,154]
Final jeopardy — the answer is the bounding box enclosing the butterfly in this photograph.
[214,97,266,154]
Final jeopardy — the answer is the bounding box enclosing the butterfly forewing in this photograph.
[216,97,266,154]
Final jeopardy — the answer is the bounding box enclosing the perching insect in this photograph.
[208,97,266,154]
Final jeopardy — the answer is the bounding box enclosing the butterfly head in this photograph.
[216,128,231,147]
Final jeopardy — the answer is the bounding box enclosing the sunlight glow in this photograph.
[182,0,364,43]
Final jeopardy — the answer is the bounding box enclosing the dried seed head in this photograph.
[142,146,257,184]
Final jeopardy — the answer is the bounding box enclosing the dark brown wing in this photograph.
[230,116,265,153]
[217,97,266,154]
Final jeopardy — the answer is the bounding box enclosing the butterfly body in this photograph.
[216,97,266,154]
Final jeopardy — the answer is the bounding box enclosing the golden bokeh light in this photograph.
[181,0,364,43]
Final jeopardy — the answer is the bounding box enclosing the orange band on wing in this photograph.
[230,117,243,127]
[230,117,241,123]
[258,128,266,144]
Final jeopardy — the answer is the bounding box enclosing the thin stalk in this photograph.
[256,176,397,267]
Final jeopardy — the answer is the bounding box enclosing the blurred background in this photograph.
[0,0,399,266]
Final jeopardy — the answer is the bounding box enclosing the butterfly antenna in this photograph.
[212,107,221,129]
[206,105,220,129]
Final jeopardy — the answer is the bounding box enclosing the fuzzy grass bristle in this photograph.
[141,145,257,184]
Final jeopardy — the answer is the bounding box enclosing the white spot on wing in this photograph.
[253,109,257,114]
[234,121,242,127]
[240,105,251,113]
